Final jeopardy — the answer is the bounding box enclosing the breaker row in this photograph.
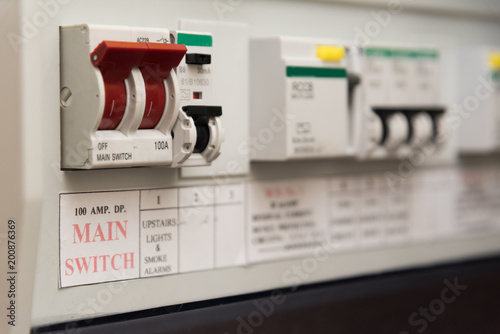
[59,24,500,170]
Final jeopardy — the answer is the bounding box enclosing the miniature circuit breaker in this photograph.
[459,47,500,154]
[349,44,447,159]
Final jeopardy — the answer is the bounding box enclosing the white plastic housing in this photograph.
[250,36,350,161]
[459,47,500,154]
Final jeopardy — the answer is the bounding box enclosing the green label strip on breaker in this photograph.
[365,47,439,59]
[177,33,213,47]
[286,66,347,78]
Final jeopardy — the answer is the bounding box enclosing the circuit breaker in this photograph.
[350,44,447,159]
[459,47,500,153]
[250,37,350,160]
[60,24,224,169]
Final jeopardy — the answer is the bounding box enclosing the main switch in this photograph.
[59,24,223,169]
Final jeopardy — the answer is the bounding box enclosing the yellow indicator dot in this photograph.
[489,52,500,70]
[316,45,345,62]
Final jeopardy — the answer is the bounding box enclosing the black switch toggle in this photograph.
[185,53,212,65]
[182,106,222,154]
[182,105,222,117]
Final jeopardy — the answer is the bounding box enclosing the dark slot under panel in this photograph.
[32,256,500,334]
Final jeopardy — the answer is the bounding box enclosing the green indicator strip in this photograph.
[365,47,392,58]
[365,47,439,59]
[177,33,213,47]
[286,66,347,78]
[392,49,419,58]
[417,49,439,59]
[492,71,500,82]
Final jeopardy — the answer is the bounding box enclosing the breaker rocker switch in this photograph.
[60,24,189,169]
[137,42,187,129]
[171,105,224,167]
[184,105,223,153]
[91,40,187,130]
[90,41,148,130]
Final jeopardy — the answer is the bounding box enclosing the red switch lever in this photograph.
[91,41,148,130]
[91,41,187,130]
[138,43,187,129]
